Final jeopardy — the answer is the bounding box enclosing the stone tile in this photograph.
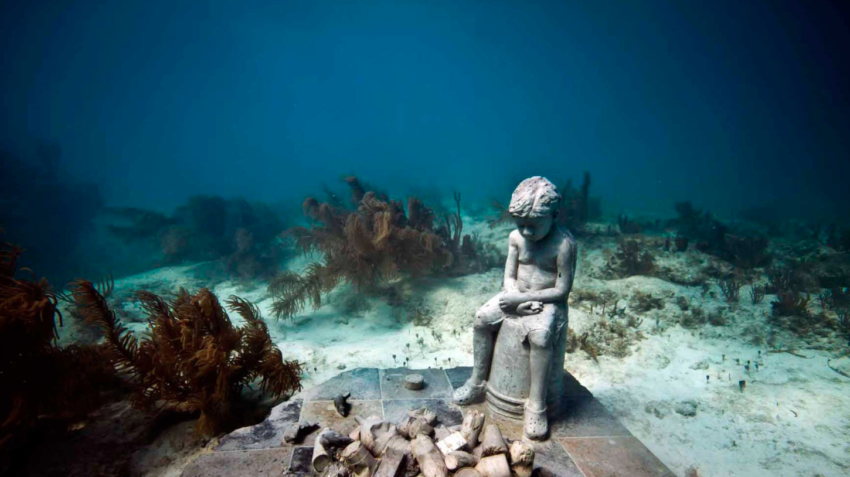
[298,400,384,446]
[381,399,464,427]
[550,397,631,438]
[380,367,453,400]
[286,446,313,477]
[445,366,472,390]
[182,448,291,477]
[299,368,381,401]
[217,400,303,451]
[559,436,676,477]
[527,440,585,477]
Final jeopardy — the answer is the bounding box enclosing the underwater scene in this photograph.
[1,1,849,476]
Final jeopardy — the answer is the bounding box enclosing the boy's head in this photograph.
[508,176,560,241]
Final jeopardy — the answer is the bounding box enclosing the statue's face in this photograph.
[514,214,554,242]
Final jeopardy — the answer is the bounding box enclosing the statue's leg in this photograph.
[470,314,497,384]
[527,329,553,409]
[453,296,502,405]
[524,305,558,440]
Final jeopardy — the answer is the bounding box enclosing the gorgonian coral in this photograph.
[71,281,302,436]
[270,177,498,319]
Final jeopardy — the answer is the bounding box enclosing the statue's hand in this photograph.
[516,301,543,316]
[499,292,525,311]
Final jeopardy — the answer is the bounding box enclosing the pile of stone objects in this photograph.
[290,407,536,477]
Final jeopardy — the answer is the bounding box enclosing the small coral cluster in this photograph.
[606,237,655,278]
[270,177,499,319]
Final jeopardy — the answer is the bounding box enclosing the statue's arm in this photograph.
[503,233,519,292]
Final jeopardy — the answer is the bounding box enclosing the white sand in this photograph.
[63,220,850,477]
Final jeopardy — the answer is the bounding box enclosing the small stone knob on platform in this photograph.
[404,374,425,390]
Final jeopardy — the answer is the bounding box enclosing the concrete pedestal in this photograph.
[485,309,568,419]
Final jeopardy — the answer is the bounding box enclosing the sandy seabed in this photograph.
[59,220,850,477]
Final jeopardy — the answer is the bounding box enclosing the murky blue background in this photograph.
[2,0,848,281]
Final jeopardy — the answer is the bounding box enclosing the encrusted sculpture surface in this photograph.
[453,177,577,441]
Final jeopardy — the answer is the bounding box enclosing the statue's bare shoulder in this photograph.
[555,226,576,255]
[508,229,523,246]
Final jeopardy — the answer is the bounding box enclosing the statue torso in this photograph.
[513,227,568,293]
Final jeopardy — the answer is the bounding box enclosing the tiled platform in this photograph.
[182,368,674,477]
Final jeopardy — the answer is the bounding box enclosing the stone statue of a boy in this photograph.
[453,176,576,440]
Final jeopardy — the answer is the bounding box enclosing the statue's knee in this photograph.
[474,310,498,330]
[528,329,552,348]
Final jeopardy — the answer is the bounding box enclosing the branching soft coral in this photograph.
[1,236,117,460]
[269,176,498,318]
[273,178,500,319]
[272,181,449,319]
[0,243,61,452]
[71,281,302,435]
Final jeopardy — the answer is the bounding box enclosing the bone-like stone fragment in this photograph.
[342,441,378,477]
[374,427,406,456]
[434,425,451,441]
[410,434,449,477]
[313,429,355,473]
[435,431,467,455]
[398,415,433,439]
[453,469,483,477]
[374,448,406,477]
[408,407,437,425]
[409,419,434,438]
[508,441,535,477]
[357,417,394,454]
[444,451,478,471]
[479,425,507,456]
[474,454,511,477]
[460,410,485,449]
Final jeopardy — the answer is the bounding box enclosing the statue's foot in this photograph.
[523,404,548,441]
[452,380,486,405]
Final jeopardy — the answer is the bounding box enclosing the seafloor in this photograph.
[55,214,850,477]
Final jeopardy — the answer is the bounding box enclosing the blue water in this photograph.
[1,0,848,284]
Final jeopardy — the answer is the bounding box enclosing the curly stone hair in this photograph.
[508,176,561,218]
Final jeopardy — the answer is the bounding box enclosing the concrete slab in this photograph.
[380,367,454,400]
[559,436,677,477]
[183,368,675,477]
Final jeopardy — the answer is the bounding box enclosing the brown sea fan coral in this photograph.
[0,254,62,452]
[71,281,302,436]
[272,177,486,320]
[1,236,118,460]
